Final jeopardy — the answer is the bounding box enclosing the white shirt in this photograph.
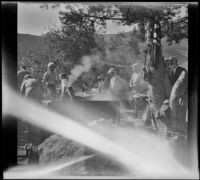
[130,73,142,87]
[61,79,70,92]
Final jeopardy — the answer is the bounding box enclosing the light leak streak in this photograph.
[4,155,95,179]
[2,82,199,179]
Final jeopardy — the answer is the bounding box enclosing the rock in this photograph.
[38,134,86,175]
[84,148,128,176]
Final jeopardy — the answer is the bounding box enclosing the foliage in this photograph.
[19,3,188,91]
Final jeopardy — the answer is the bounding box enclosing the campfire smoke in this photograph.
[68,55,100,87]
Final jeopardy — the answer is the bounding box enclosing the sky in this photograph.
[18,2,189,36]
[18,2,136,36]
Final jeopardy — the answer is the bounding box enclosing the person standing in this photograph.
[20,74,44,103]
[109,68,130,103]
[17,65,30,91]
[129,63,148,95]
[168,56,188,134]
[60,73,74,101]
[42,62,58,100]
[168,56,187,86]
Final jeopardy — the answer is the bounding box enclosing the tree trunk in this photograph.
[146,54,166,112]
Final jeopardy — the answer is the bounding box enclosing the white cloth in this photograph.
[61,79,70,93]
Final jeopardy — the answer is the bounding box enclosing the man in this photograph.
[168,56,187,86]
[129,63,148,95]
[42,62,58,100]
[17,65,30,91]
[109,68,130,101]
[167,56,188,134]
[20,74,43,103]
[129,63,149,116]
[25,143,39,164]
[102,68,115,91]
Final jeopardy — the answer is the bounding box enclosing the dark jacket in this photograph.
[168,66,187,86]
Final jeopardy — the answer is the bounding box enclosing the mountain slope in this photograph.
[18,33,188,69]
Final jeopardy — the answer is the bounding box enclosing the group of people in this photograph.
[17,56,187,119]
[17,62,74,103]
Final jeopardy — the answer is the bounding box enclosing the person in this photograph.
[17,65,30,91]
[102,68,115,91]
[60,73,74,101]
[129,63,149,95]
[42,62,58,100]
[167,56,188,134]
[20,74,43,103]
[163,57,173,99]
[109,68,130,102]
[168,56,187,86]
[25,143,39,164]
[97,74,105,93]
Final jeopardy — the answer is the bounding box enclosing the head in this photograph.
[60,73,67,80]
[169,56,178,69]
[20,65,26,70]
[23,74,32,81]
[131,63,140,73]
[164,58,170,69]
[48,62,55,72]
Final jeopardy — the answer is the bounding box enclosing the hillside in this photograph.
[18,34,44,58]
[18,32,188,69]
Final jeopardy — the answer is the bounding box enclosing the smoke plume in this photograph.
[68,55,100,87]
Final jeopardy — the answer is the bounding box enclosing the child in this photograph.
[60,73,73,101]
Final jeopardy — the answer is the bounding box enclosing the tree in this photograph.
[36,3,188,95]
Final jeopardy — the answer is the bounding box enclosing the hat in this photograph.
[48,62,55,68]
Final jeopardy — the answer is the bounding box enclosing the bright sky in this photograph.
[18,2,136,36]
[18,2,190,36]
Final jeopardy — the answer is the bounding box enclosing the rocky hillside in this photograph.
[18,34,44,59]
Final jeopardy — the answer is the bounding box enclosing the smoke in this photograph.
[68,55,100,87]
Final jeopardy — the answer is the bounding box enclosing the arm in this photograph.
[20,81,26,96]
[129,75,133,87]
[42,72,48,84]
